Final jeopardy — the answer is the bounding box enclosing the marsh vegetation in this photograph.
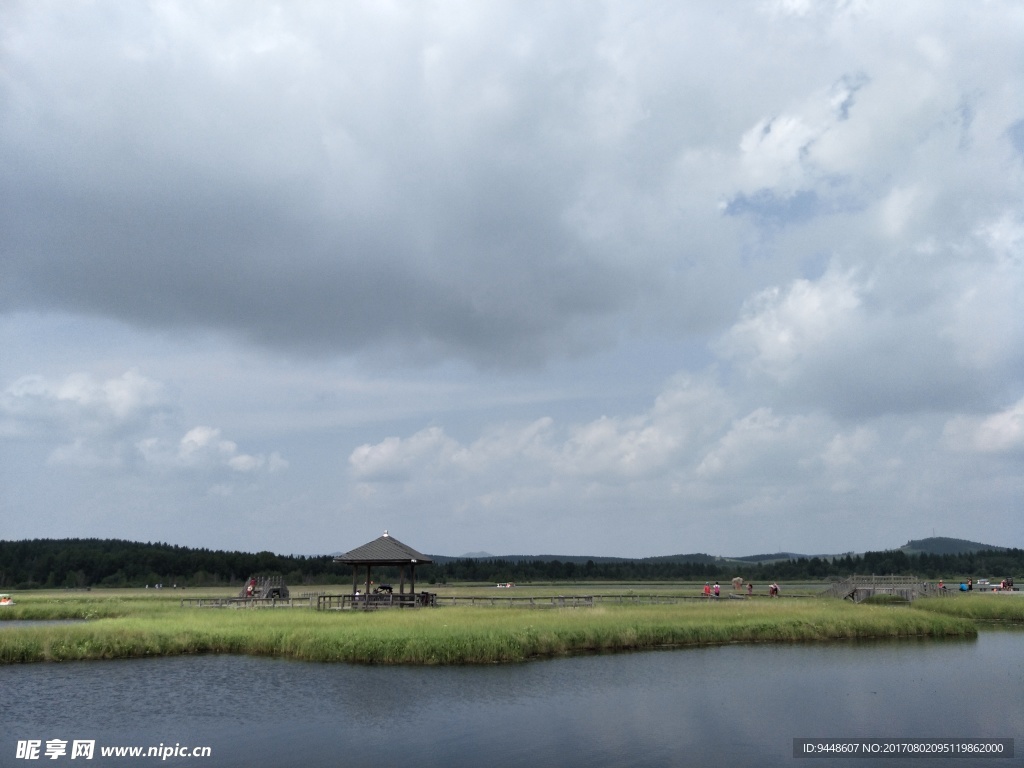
[1,585,1004,665]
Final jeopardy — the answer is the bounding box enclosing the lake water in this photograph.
[1,631,1021,768]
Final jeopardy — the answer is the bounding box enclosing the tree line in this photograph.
[0,538,1020,590]
[0,539,349,590]
[431,548,1023,584]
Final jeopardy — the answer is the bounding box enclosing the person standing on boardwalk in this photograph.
[713,582,720,598]
[703,582,711,599]
[747,582,753,596]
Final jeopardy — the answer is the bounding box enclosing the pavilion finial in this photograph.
[383,529,389,537]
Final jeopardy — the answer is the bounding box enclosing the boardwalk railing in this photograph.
[316,594,595,610]
[821,575,952,602]
[180,597,311,608]
[317,592,437,610]
[427,594,751,608]
[438,595,595,608]
[316,591,811,610]
[602,594,731,604]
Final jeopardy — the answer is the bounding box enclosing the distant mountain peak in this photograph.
[900,537,1004,555]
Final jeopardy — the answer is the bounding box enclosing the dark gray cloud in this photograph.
[2,171,633,365]
[1,2,664,367]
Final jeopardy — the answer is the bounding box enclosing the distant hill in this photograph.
[447,554,633,564]
[442,538,1010,565]
[437,552,793,566]
[729,552,811,564]
[427,553,642,568]
[899,537,1005,556]
[640,553,732,565]
[444,553,746,566]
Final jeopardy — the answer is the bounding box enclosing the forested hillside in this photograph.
[0,538,1021,590]
[900,537,1005,555]
[433,548,1024,584]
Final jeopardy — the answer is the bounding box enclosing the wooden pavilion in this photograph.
[334,530,433,606]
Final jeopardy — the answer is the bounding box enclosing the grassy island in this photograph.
[0,588,991,665]
[910,593,1024,622]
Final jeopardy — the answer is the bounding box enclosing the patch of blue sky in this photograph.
[723,181,864,229]
[831,72,870,122]
[1008,119,1024,157]
[724,188,821,225]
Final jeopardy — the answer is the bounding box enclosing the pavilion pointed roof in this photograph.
[334,531,432,565]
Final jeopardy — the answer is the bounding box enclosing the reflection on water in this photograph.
[1,632,1021,768]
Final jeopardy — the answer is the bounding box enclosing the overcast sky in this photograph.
[2,1,1022,559]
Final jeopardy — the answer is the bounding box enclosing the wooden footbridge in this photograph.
[180,595,311,608]
[822,575,947,603]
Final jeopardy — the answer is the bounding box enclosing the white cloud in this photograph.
[943,213,1024,370]
[694,407,825,484]
[349,427,459,482]
[879,185,926,238]
[227,454,264,472]
[736,112,825,196]
[557,415,678,480]
[349,375,736,491]
[822,426,878,469]
[267,452,289,473]
[178,426,232,463]
[47,438,124,470]
[944,398,1024,454]
[0,370,168,436]
[450,418,554,473]
[720,267,862,383]
[138,425,287,474]
[0,369,286,481]
[717,226,1021,418]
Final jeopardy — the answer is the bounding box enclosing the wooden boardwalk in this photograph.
[438,595,595,608]
[317,592,438,610]
[314,591,809,610]
[180,597,312,609]
[821,575,946,603]
[182,588,820,611]
[317,593,597,610]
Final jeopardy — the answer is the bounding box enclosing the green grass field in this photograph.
[910,594,1024,622]
[0,584,997,665]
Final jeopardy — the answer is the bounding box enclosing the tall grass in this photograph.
[0,596,133,621]
[0,596,977,665]
[911,594,1024,622]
